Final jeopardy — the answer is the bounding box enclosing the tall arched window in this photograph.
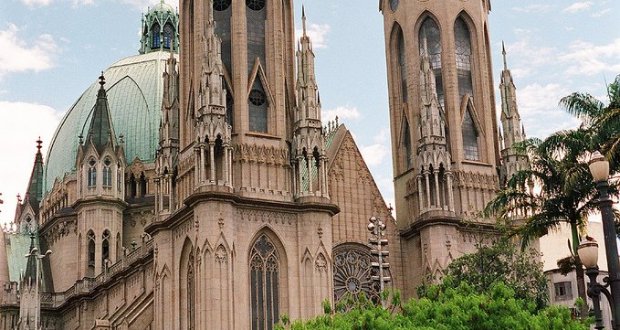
[87,230,96,277]
[250,234,280,330]
[151,23,161,49]
[403,119,412,169]
[248,79,268,133]
[463,110,480,160]
[418,18,444,109]
[103,158,112,187]
[102,230,110,269]
[187,251,195,329]
[397,28,407,102]
[88,158,97,188]
[163,23,174,49]
[454,17,473,99]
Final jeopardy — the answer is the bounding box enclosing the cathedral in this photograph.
[0,0,527,328]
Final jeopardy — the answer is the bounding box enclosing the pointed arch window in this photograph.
[249,79,268,133]
[87,230,96,277]
[88,158,97,188]
[419,18,444,109]
[102,230,110,269]
[163,23,174,49]
[463,110,480,160]
[403,119,413,169]
[103,158,112,187]
[187,251,195,329]
[151,23,161,49]
[250,234,280,330]
[397,28,407,102]
[454,18,473,99]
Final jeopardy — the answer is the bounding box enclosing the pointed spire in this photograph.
[302,5,307,37]
[24,137,44,210]
[502,41,508,71]
[86,73,116,154]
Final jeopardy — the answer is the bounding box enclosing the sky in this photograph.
[0,0,618,224]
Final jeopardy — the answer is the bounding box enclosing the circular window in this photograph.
[214,0,231,11]
[249,89,266,106]
[246,0,265,11]
[390,0,399,11]
[89,159,96,166]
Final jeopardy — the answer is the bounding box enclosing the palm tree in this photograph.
[559,74,620,172]
[485,134,599,313]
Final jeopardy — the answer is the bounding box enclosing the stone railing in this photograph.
[5,239,154,309]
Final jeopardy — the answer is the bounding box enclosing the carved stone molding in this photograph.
[236,208,294,225]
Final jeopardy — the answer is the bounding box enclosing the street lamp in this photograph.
[586,151,620,329]
[367,216,390,307]
[24,242,52,329]
[578,238,610,330]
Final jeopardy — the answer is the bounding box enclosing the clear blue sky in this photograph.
[0,0,618,223]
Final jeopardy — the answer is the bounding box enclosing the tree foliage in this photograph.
[279,282,588,330]
[439,237,548,310]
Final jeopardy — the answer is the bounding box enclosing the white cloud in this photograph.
[563,1,593,13]
[21,0,53,7]
[559,38,620,76]
[0,101,60,224]
[591,8,611,17]
[511,4,553,13]
[360,128,390,167]
[120,0,178,10]
[322,105,360,122]
[71,0,94,6]
[296,23,331,49]
[516,83,581,138]
[0,24,60,77]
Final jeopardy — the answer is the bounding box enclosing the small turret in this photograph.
[139,0,179,54]
[292,7,329,200]
[499,43,529,185]
[415,45,455,215]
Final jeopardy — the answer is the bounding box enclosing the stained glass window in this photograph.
[102,230,110,268]
[250,234,279,330]
[87,231,95,277]
[246,0,265,11]
[151,23,161,49]
[454,18,473,99]
[163,23,174,49]
[397,28,407,102]
[419,18,444,109]
[403,119,412,169]
[187,252,195,329]
[214,0,231,11]
[103,158,112,187]
[333,244,380,303]
[88,158,96,188]
[249,80,268,133]
[463,110,479,160]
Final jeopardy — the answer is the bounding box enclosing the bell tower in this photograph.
[380,0,500,294]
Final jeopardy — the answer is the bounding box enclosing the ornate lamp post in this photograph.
[586,151,620,329]
[367,216,390,307]
[578,238,609,329]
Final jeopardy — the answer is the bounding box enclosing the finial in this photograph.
[302,5,307,37]
[335,116,339,127]
[119,134,125,144]
[501,41,508,71]
[16,193,21,203]
[36,137,42,151]
[99,72,105,87]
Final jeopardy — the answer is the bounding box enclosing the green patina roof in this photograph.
[85,76,116,154]
[44,51,178,193]
[7,233,33,283]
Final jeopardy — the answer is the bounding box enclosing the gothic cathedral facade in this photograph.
[0,0,527,329]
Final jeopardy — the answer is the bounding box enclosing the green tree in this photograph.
[439,236,548,310]
[485,135,598,316]
[559,74,620,172]
[279,282,588,330]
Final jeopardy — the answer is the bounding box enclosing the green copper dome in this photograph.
[44,51,179,193]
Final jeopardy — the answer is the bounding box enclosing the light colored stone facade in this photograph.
[0,0,524,329]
